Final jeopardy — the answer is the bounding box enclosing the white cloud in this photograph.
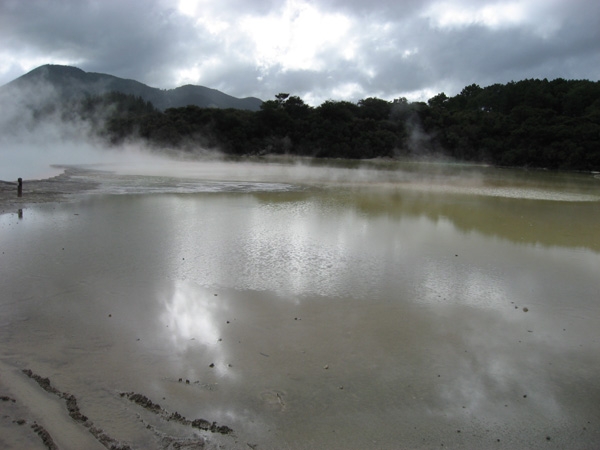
[423,1,526,29]
[239,0,353,73]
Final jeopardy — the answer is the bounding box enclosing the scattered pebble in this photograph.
[523,307,529,312]
[209,363,215,368]
[324,365,329,370]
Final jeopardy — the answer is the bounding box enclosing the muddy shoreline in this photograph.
[1,367,237,450]
[0,166,99,216]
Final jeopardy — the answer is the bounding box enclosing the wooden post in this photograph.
[17,178,22,197]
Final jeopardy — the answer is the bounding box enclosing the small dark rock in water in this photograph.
[178,378,182,382]
[65,394,88,423]
[523,395,527,398]
[546,436,551,441]
[126,393,162,413]
[108,314,112,317]
[31,423,58,450]
[186,380,190,384]
[209,363,215,368]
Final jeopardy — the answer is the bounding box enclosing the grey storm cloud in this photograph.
[1,0,599,105]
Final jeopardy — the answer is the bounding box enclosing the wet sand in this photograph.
[0,167,99,216]
[0,363,232,449]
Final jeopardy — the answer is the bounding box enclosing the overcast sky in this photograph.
[1,0,599,105]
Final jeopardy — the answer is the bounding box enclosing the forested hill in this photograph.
[0,64,263,111]
[99,78,600,171]
[4,70,599,171]
[423,79,600,170]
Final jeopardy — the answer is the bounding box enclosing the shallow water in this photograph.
[1,160,600,449]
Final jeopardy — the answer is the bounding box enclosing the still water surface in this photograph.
[1,160,599,449]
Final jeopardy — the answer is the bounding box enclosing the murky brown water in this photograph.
[1,160,599,449]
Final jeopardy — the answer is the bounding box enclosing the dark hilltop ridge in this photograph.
[0,64,263,111]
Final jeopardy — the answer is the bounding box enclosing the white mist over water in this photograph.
[0,76,182,181]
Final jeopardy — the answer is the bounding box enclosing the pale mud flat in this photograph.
[1,160,600,449]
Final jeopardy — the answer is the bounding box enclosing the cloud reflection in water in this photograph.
[161,280,233,379]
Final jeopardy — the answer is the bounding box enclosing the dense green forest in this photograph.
[87,79,600,171]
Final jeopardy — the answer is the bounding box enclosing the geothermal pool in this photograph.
[1,159,599,449]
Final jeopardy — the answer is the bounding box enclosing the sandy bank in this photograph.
[0,167,99,216]
[0,362,236,449]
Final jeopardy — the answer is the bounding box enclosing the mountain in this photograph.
[0,64,263,111]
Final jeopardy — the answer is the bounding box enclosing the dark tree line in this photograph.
[96,79,600,171]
